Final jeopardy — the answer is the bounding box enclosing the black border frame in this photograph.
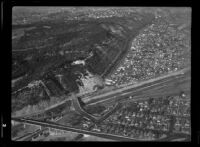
[1,0,197,146]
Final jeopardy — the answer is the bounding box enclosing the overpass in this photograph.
[13,67,190,123]
[71,95,121,123]
[12,67,190,141]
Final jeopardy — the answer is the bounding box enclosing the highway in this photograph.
[13,67,190,122]
[83,68,190,106]
[12,117,189,141]
[69,67,190,124]
[13,132,33,141]
[11,117,139,141]
[14,98,71,120]
[13,128,48,141]
[12,67,190,141]
[88,75,190,107]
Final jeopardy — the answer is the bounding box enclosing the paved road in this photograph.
[11,68,190,141]
[89,75,190,107]
[13,68,190,124]
[12,117,189,141]
[11,117,138,141]
[84,68,190,106]
[14,98,70,120]
[13,132,33,141]
[71,97,99,122]
[14,128,48,141]
[71,95,121,123]
[97,103,121,123]
[69,67,190,123]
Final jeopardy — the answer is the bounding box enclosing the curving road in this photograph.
[12,67,190,141]
[13,67,190,123]
[71,94,121,123]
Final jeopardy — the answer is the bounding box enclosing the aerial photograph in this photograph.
[11,7,191,141]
